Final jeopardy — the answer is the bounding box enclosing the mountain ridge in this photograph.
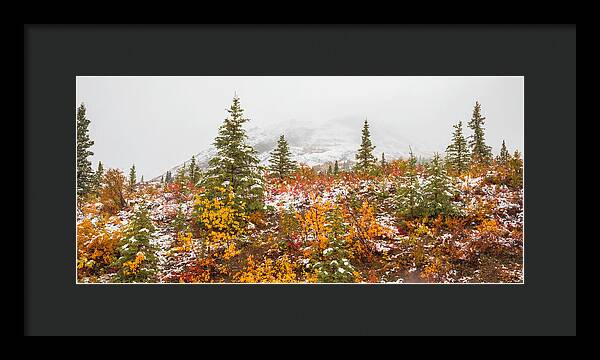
[151,118,435,181]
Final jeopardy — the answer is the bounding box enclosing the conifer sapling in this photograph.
[268,134,298,179]
[355,119,377,173]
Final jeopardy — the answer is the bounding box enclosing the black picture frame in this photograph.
[24,24,576,335]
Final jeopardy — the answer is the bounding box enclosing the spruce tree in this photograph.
[165,171,172,184]
[140,175,144,183]
[112,204,158,283]
[327,164,333,176]
[173,203,188,235]
[508,150,523,188]
[94,161,104,194]
[129,164,136,191]
[312,207,356,283]
[445,121,470,175]
[268,134,297,179]
[355,119,377,173]
[205,94,264,212]
[422,153,456,217]
[468,101,493,165]
[381,152,386,168]
[188,155,200,186]
[175,166,187,186]
[498,140,511,165]
[333,160,340,175]
[76,103,95,198]
[396,148,423,218]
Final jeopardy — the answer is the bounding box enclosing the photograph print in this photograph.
[76,76,524,284]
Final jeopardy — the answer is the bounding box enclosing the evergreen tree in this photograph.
[204,94,264,212]
[468,101,493,164]
[381,152,386,169]
[327,163,333,176]
[422,153,457,217]
[140,175,144,183]
[94,161,104,194]
[396,148,423,218]
[355,119,377,172]
[173,203,188,235]
[160,175,164,184]
[175,166,187,186]
[507,150,524,188]
[312,207,356,283]
[129,164,136,191]
[333,160,340,175]
[188,155,200,186]
[112,204,158,283]
[165,171,172,184]
[497,140,511,165]
[445,121,470,175]
[76,103,95,198]
[268,134,298,179]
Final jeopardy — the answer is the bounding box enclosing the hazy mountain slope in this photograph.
[152,118,435,181]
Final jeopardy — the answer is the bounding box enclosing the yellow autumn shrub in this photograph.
[421,257,443,282]
[170,231,194,254]
[236,255,298,283]
[194,186,247,258]
[77,216,122,277]
[222,242,241,260]
[122,251,145,276]
[295,197,333,252]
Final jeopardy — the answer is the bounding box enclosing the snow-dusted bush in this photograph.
[112,205,158,283]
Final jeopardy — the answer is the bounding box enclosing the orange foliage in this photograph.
[346,200,393,242]
[77,216,122,277]
[177,257,214,283]
[464,219,506,262]
[465,197,498,224]
[247,211,267,229]
[344,200,393,260]
[99,169,127,214]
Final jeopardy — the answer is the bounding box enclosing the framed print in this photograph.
[24,25,576,335]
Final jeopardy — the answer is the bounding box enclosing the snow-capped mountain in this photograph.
[153,118,435,181]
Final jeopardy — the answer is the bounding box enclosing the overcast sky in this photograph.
[76,76,524,179]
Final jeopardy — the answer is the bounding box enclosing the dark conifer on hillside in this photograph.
[468,101,493,165]
[268,134,298,179]
[396,147,423,218]
[445,121,470,175]
[355,119,377,173]
[204,94,264,212]
[77,103,95,198]
[498,140,511,165]
[422,153,456,217]
[94,161,104,195]
[129,164,136,191]
[188,155,201,186]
